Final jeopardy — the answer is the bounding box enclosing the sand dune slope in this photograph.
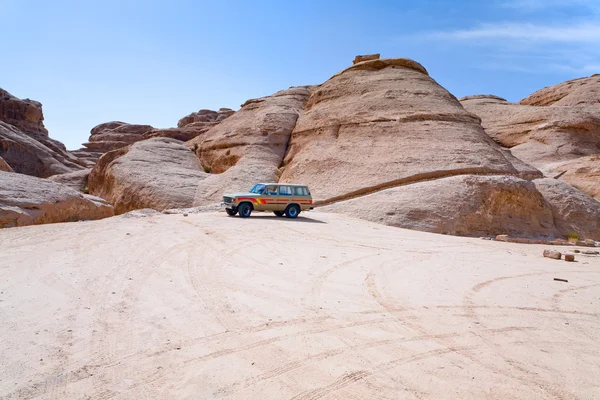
[1,212,599,399]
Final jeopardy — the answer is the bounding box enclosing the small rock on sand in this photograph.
[543,249,562,260]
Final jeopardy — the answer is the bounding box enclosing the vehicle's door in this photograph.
[292,186,310,210]
[261,184,279,211]
[278,185,293,211]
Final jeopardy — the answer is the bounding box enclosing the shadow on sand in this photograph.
[231,213,327,224]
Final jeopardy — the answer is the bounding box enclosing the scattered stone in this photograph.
[582,250,599,255]
[183,213,188,217]
[564,254,575,262]
[554,278,569,283]
[543,250,562,260]
[573,249,581,253]
[480,237,492,240]
[496,235,509,242]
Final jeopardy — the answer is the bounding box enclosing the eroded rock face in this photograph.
[81,109,235,161]
[0,89,87,177]
[0,171,113,228]
[321,175,559,238]
[460,95,600,199]
[0,88,47,134]
[177,108,234,128]
[534,178,600,241]
[520,75,600,107]
[88,137,208,214]
[0,156,13,172]
[48,168,92,192]
[545,155,600,200]
[187,87,311,175]
[280,59,523,203]
[0,121,86,177]
[88,88,311,213]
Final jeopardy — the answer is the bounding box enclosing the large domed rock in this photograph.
[0,171,113,228]
[0,89,87,177]
[88,137,207,214]
[279,58,527,204]
[460,94,600,200]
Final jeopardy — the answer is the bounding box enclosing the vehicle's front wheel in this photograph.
[273,211,284,217]
[285,204,300,219]
[238,203,253,218]
[225,208,237,216]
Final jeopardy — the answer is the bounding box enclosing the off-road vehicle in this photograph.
[221,183,313,218]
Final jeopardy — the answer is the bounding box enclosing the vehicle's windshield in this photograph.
[249,184,266,194]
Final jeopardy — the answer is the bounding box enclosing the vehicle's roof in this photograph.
[258,183,308,187]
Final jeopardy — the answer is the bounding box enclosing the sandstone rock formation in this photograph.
[520,75,600,107]
[0,156,13,172]
[321,175,560,238]
[0,171,113,228]
[79,108,235,164]
[0,121,85,177]
[0,89,87,177]
[177,108,234,128]
[460,95,600,199]
[0,88,47,134]
[534,178,600,241]
[280,58,526,204]
[353,54,380,64]
[81,56,600,241]
[88,137,207,213]
[89,88,310,213]
[48,168,92,192]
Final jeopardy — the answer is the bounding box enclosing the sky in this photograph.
[3,0,600,149]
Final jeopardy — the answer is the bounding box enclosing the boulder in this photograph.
[534,178,600,241]
[0,156,13,172]
[280,58,524,204]
[0,171,113,228]
[88,137,208,214]
[321,175,560,238]
[543,250,562,260]
[48,168,91,192]
[520,75,600,107]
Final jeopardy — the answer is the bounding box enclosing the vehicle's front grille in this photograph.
[223,196,233,203]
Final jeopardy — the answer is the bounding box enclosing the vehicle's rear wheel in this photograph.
[273,211,284,217]
[226,208,237,216]
[285,204,300,219]
[238,203,253,218]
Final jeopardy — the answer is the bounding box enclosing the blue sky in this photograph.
[3,0,599,149]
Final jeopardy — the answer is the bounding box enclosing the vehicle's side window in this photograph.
[266,185,278,196]
[279,186,292,196]
[293,186,308,196]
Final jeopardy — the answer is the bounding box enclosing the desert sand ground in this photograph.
[1,211,599,399]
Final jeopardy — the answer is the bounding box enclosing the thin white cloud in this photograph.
[432,23,600,43]
[500,0,597,11]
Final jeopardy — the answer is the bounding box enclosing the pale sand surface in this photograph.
[1,211,599,399]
